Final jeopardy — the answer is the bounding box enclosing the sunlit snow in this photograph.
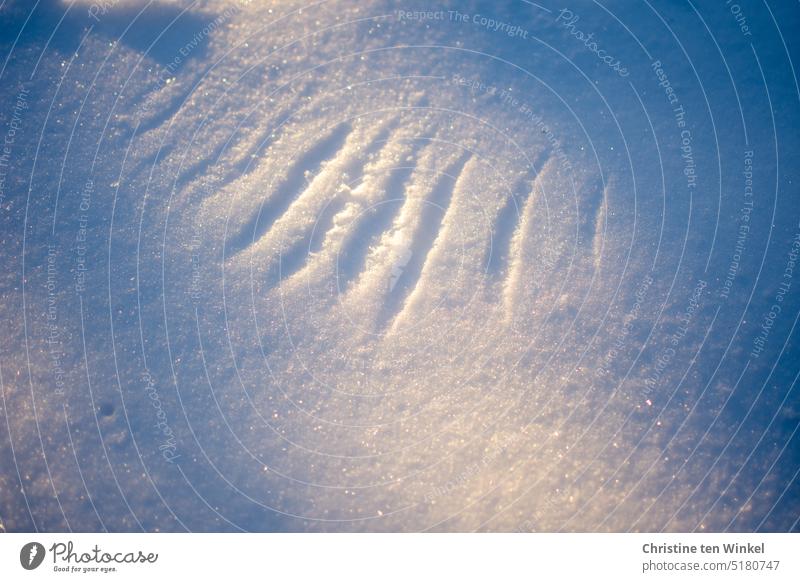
[0,0,798,532]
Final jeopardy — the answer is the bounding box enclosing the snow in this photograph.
[0,0,798,532]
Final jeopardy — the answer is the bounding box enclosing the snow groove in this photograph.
[379,150,472,332]
[225,122,352,256]
[485,148,551,282]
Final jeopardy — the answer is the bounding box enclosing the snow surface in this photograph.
[0,0,799,532]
